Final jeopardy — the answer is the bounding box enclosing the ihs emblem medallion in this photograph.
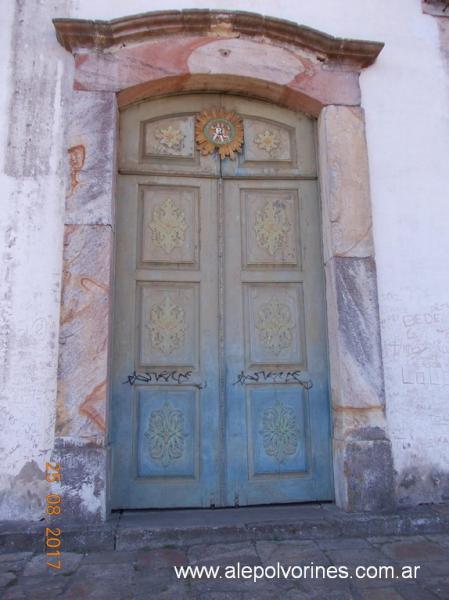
[195,108,244,160]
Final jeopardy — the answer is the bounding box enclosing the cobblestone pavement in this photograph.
[1,533,449,599]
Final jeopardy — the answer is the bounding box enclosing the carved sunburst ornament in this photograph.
[195,108,244,159]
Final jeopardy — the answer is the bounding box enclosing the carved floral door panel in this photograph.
[112,94,332,508]
[119,95,221,177]
[220,96,317,179]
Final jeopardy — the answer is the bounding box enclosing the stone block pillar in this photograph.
[54,90,117,520]
[318,106,395,511]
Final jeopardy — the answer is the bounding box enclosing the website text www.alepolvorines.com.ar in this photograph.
[174,561,421,583]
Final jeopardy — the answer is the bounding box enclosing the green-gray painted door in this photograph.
[111,95,333,509]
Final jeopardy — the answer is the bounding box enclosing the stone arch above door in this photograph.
[54,9,383,115]
[53,10,395,519]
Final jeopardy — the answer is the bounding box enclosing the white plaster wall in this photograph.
[0,0,73,519]
[0,0,448,518]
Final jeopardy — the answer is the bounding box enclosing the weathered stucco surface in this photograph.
[0,0,72,520]
[1,0,449,519]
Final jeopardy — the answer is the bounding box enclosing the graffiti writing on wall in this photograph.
[381,299,449,387]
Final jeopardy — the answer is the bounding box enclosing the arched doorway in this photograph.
[54,10,395,517]
[112,94,332,508]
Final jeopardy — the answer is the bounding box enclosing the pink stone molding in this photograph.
[53,10,384,117]
[53,10,393,517]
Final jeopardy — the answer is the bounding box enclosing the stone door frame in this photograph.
[53,10,395,520]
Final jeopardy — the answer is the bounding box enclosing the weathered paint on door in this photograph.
[111,95,333,509]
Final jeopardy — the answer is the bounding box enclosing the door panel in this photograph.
[136,387,200,480]
[240,188,301,269]
[137,282,200,370]
[243,283,306,368]
[247,385,310,478]
[111,175,220,508]
[119,95,221,176]
[220,96,317,178]
[138,185,200,269]
[224,179,333,505]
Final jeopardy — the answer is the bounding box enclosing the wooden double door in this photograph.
[111,95,333,508]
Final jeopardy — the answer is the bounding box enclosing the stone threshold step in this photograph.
[1,502,449,554]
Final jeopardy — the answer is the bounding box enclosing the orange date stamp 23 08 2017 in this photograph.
[45,462,62,570]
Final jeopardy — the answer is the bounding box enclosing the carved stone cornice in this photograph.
[53,9,383,68]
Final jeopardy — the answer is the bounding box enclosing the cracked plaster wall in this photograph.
[0,0,449,519]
